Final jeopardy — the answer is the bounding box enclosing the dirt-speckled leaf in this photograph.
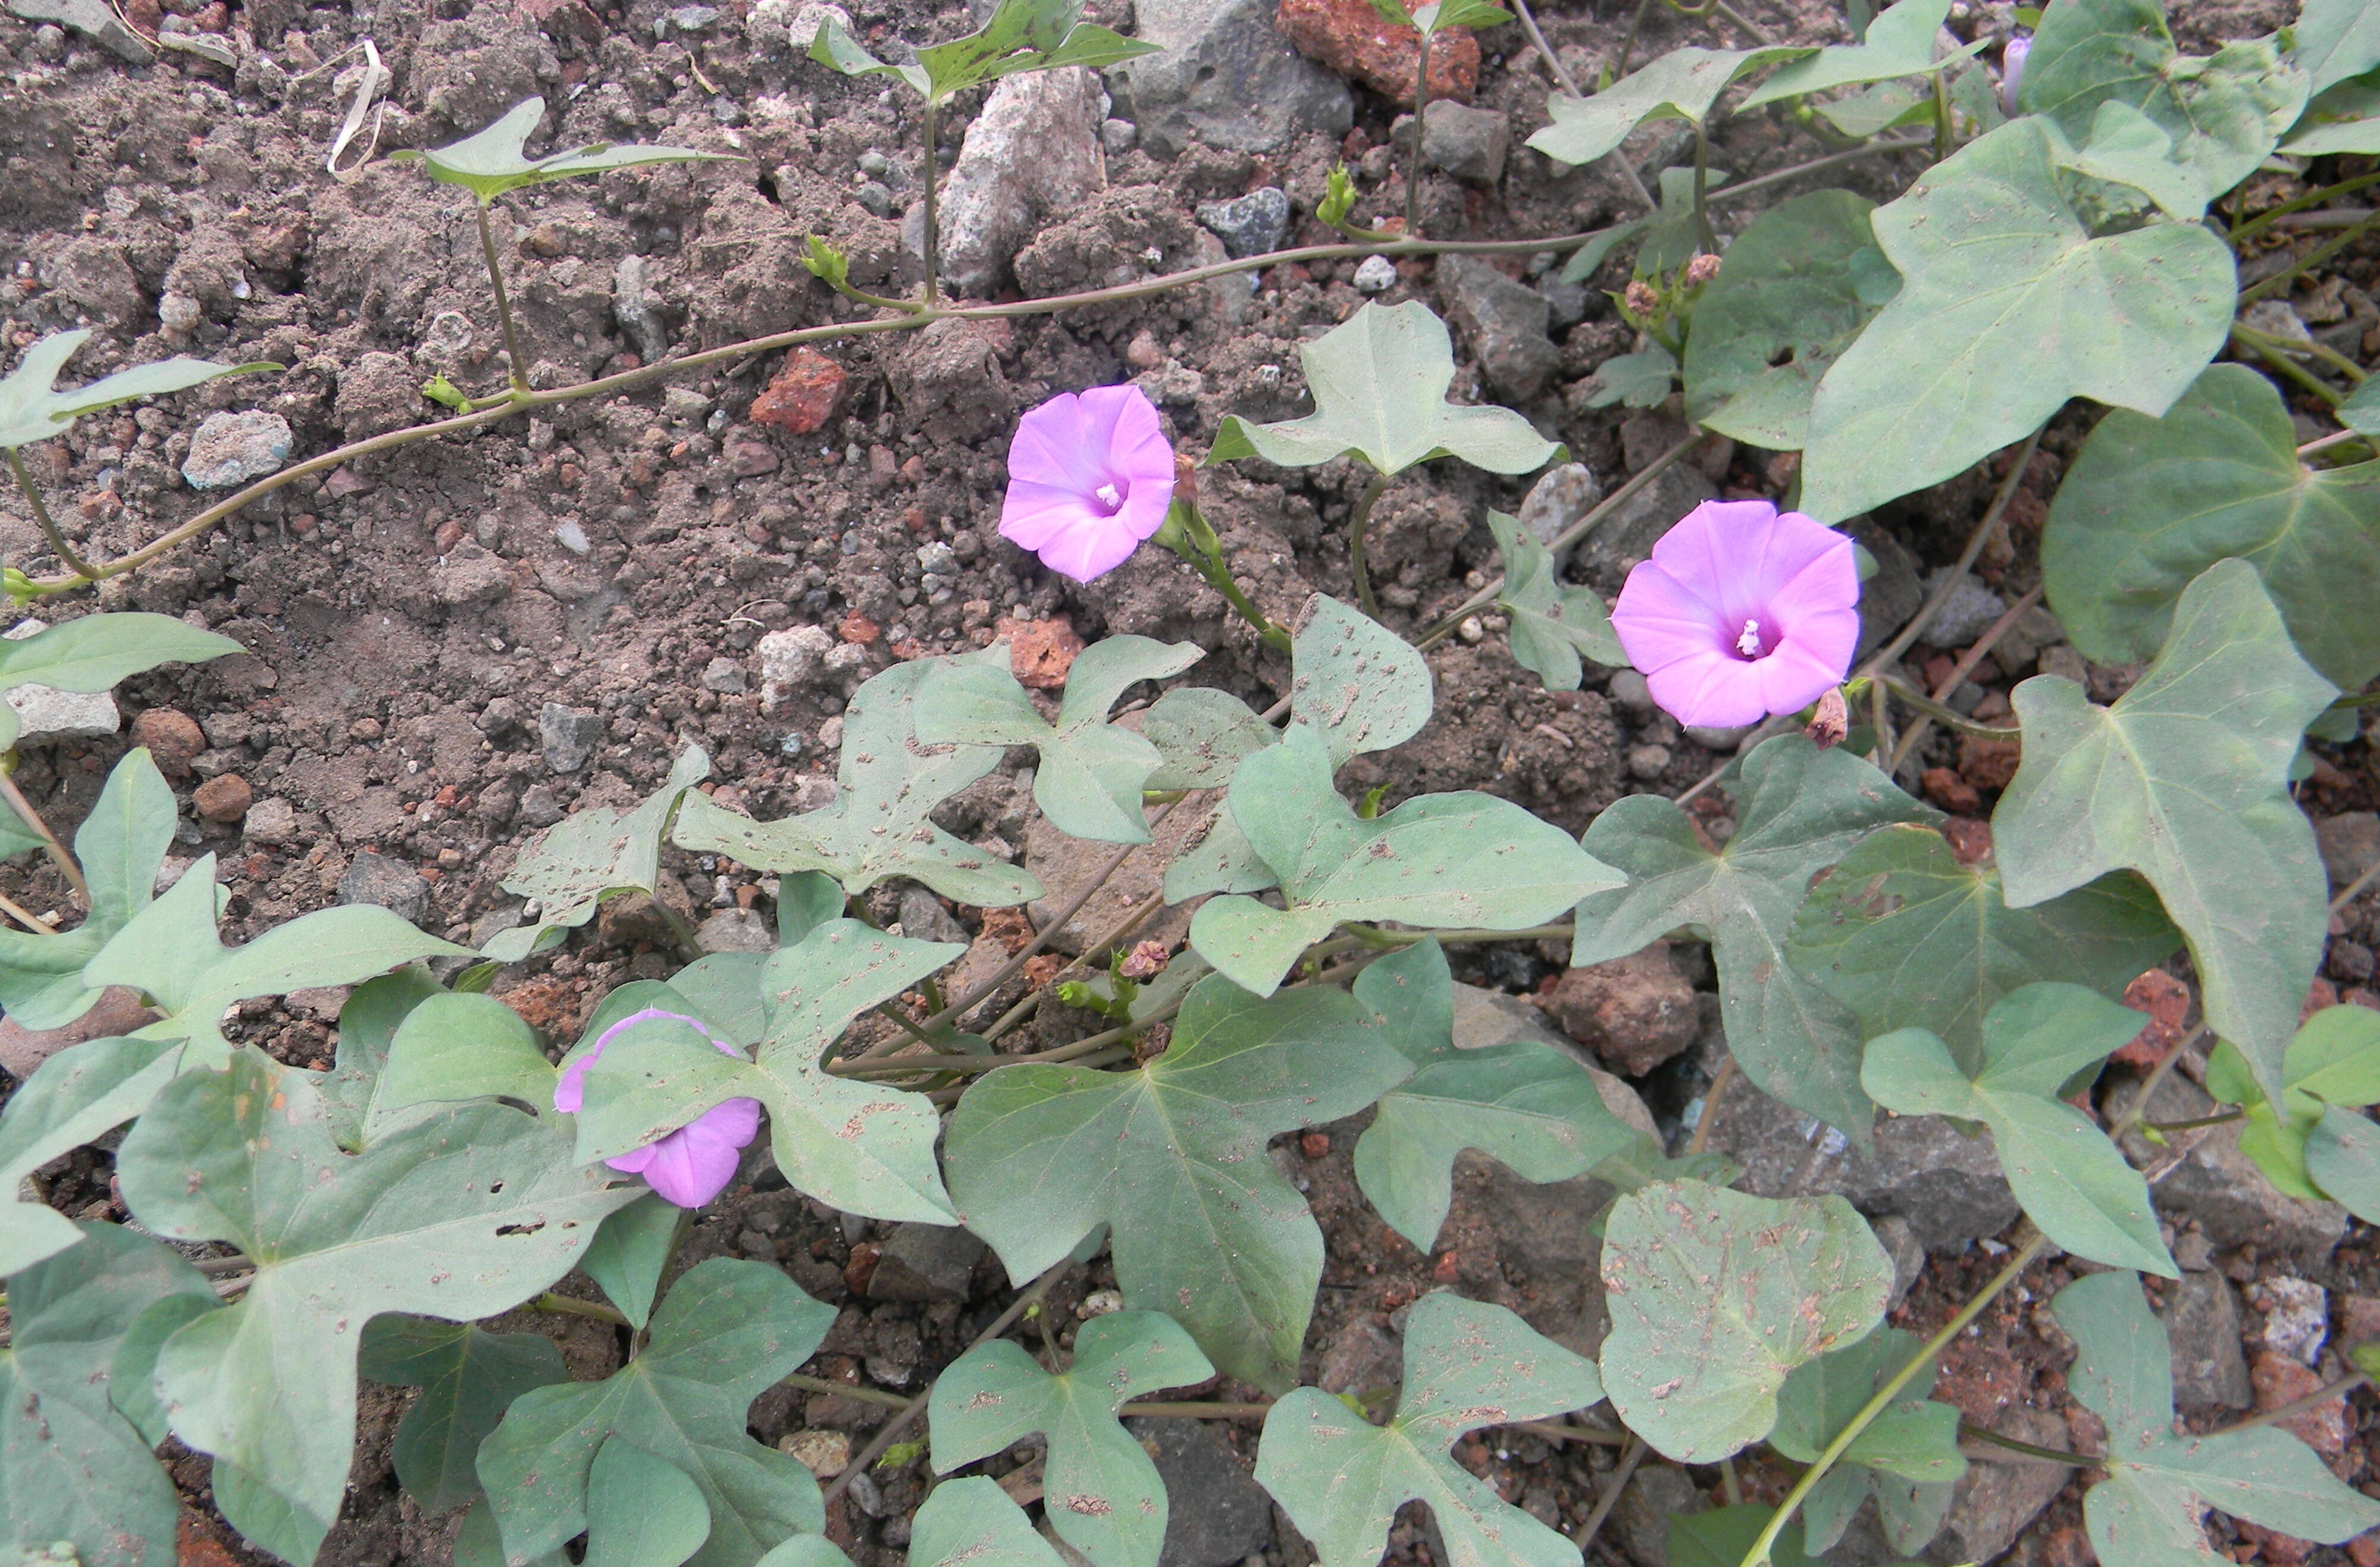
[1524,45,1808,166]
[1864,983,2173,1274]
[2043,364,2380,689]
[675,656,1041,906]
[1799,118,2236,524]
[1768,1327,1962,1555]
[2304,1104,2380,1223]
[1573,737,1937,1141]
[0,747,173,1032]
[2053,1270,2380,1567]
[1191,728,1621,997]
[1489,512,1621,691]
[1737,0,1953,107]
[1210,303,1558,479]
[1253,1293,1601,1567]
[0,330,271,450]
[0,1221,209,1567]
[1995,559,2335,1106]
[1786,822,2177,1073]
[359,1315,571,1515]
[582,1438,713,1567]
[488,745,711,961]
[1349,939,1636,1250]
[1680,192,1899,452]
[1599,1179,1892,1462]
[395,96,734,203]
[575,919,962,1223]
[929,1312,1214,1567]
[2204,1006,2380,1199]
[2018,0,2307,195]
[1289,594,1433,768]
[1142,688,1277,790]
[114,1054,637,1567]
[917,636,1202,844]
[2297,0,2380,92]
[371,987,558,1136]
[907,1478,1063,1567]
[314,968,446,1151]
[2043,100,2213,218]
[478,1258,835,1567]
[945,975,1410,1392]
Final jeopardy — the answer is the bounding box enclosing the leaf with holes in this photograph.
[675,656,1041,907]
[113,1054,637,1566]
[478,1258,835,1567]
[930,1312,1214,1567]
[1573,736,1937,1142]
[0,747,173,1030]
[916,635,1202,844]
[1489,512,1621,691]
[1995,559,2335,1107]
[945,974,1409,1391]
[1864,983,2174,1274]
[1253,1293,1601,1567]
[1524,45,1809,167]
[1349,939,1637,1251]
[1190,727,1621,997]
[2043,364,2380,689]
[1785,822,2177,1074]
[487,745,712,961]
[393,97,734,204]
[359,1315,571,1515]
[2203,1006,2380,1199]
[0,330,273,450]
[1768,1328,1963,1555]
[2053,1270,2380,1567]
[1599,1179,1892,1462]
[1210,303,1559,479]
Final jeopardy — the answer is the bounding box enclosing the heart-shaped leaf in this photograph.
[358,1315,571,1515]
[1489,511,1621,691]
[394,97,734,205]
[488,745,712,961]
[0,330,273,450]
[2304,1103,2380,1223]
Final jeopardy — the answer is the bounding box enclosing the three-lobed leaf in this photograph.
[1489,510,1621,690]
[812,0,1159,104]
[1524,45,1809,167]
[358,1315,571,1515]
[488,745,712,961]
[1768,1328,1963,1554]
[1736,0,1961,108]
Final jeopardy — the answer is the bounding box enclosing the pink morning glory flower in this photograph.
[998,384,1176,582]
[2001,35,2030,116]
[1609,500,1861,731]
[554,1007,760,1209]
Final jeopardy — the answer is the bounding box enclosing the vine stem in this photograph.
[1510,0,1658,209]
[0,889,55,935]
[2229,167,2380,247]
[1574,1436,1648,1553]
[1347,470,1392,621]
[920,98,942,308]
[2234,323,2346,407]
[0,767,89,911]
[8,449,99,580]
[476,202,532,400]
[1408,30,1432,239]
[1883,583,2044,773]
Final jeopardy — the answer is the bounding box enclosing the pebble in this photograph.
[700,657,748,694]
[854,181,894,217]
[4,0,151,61]
[1194,186,1291,260]
[158,292,202,334]
[129,706,206,777]
[1421,99,1510,183]
[181,410,293,491]
[1626,743,1670,780]
[538,703,605,773]
[193,774,252,825]
[1456,616,1485,644]
[553,520,591,554]
[917,541,959,575]
[1352,256,1399,294]
[1516,462,1602,550]
[779,1430,850,1478]
[337,851,430,924]
[243,796,297,846]
[1607,668,1656,712]
[2255,1276,2330,1367]
[1918,568,2008,649]
[1100,118,1138,154]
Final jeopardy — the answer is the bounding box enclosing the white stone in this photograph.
[756,624,835,713]
[932,68,1104,293]
[2,619,118,743]
[1353,254,1398,294]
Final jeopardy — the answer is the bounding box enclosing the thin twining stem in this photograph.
[0,767,90,911]
[1346,471,1393,622]
[476,202,533,399]
[0,888,54,935]
[8,449,100,579]
[1509,0,1658,210]
[1864,425,2046,678]
[1883,583,2045,773]
[980,888,1171,1046]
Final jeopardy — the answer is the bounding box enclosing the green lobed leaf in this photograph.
[0,330,273,450]
[1209,302,1559,479]
[480,1258,835,1567]
[1488,511,1621,690]
[1580,346,1677,411]
[1141,687,1277,790]
[1785,822,2178,1074]
[2304,1103,2380,1223]
[2042,99,2213,218]
[1349,939,1637,1250]
[1680,190,1900,452]
[1768,1327,1962,1555]
[0,1035,179,1278]
[371,988,559,1137]
[583,1438,713,1567]
[487,745,712,961]
[1599,1178,1892,1462]
[1289,594,1433,768]
[808,17,929,95]
[911,0,1161,102]
[944,974,1411,1392]
[2043,363,2380,690]
[1254,1293,1602,1567]
[111,1293,218,1450]
[929,1311,1214,1567]
[916,635,1203,844]
[0,613,240,698]
[1994,559,2336,1106]
[2052,1270,2380,1566]
[1669,1508,1820,1567]
[2281,72,2380,153]
[582,1193,684,1328]
[1190,727,1622,997]
[2204,1005,2380,1198]
[358,1315,571,1515]
[2296,0,2380,93]
[1797,117,2237,524]
[114,1054,638,1565]
[394,97,735,204]
[1524,45,1811,167]
[675,656,1041,906]
[456,1503,572,1567]
[1737,0,1955,107]
[0,747,174,1030]
[906,1477,1064,1567]
[575,919,963,1222]
[1863,983,2174,1274]
[1817,76,1943,135]
[1573,736,1938,1142]
[314,967,446,1150]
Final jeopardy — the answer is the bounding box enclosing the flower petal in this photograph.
[1612,560,1727,674]
[1751,635,1851,717]
[1647,501,1781,624]
[553,1048,597,1114]
[999,484,1107,551]
[1007,393,1108,493]
[1645,647,1771,729]
[635,1101,762,1208]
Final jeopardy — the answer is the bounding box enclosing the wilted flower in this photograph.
[1119,939,1170,981]
[1805,686,1850,749]
[554,1007,760,1209]
[998,384,1176,583]
[1609,500,1861,731]
[1622,278,1661,317]
[1683,253,1723,287]
[2001,35,2030,116]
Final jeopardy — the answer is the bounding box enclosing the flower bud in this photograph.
[1684,253,1723,287]
[1623,278,1660,316]
[2001,35,2030,117]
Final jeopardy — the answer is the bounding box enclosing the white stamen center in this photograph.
[1736,619,1764,657]
[1095,482,1123,510]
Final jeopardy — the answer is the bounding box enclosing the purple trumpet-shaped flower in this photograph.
[2001,35,2030,117]
[554,1007,760,1209]
[998,384,1176,582]
[1609,500,1861,731]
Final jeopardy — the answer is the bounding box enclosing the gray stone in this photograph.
[867,1222,986,1301]
[338,851,430,925]
[539,703,605,773]
[613,255,669,363]
[1108,0,1352,158]
[1422,100,1510,183]
[180,410,292,491]
[243,796,298,847]
[1931,1407,2072,1563]
[1352,254,1398,294]
[935,68,1104,293]
[432,544,512,607]
[2254,1274,2329,1365]
[2117,1073,2349,1261]
[1101,118,1138,155]
[700,657,748,694]
[2,619,117,744]
[1316,1314,1402,1396]
[744,0,847,54]
[1541,278,1590,330]
[1847,520,1924,660]
[1991,603,2067,672]
[663,4,719,31]
[1515,462,1602,554]
[1439,255,1561,403]
[1916,568,2006,649]
[1126,1418,1274,1567]
[2163,1270,2253,1409]
[1612,1463,1708,1567]
[2318,811,2380,891]
[1194,186,1291,261]
[696,909,775,954]
[1872,1212,1927,1309]
[1583,463,1721,576]
[1607,668,1655,713]
[896,886,968,947]
[757,625,837,713]
[519,783,566,828]
[7,0,151,61]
